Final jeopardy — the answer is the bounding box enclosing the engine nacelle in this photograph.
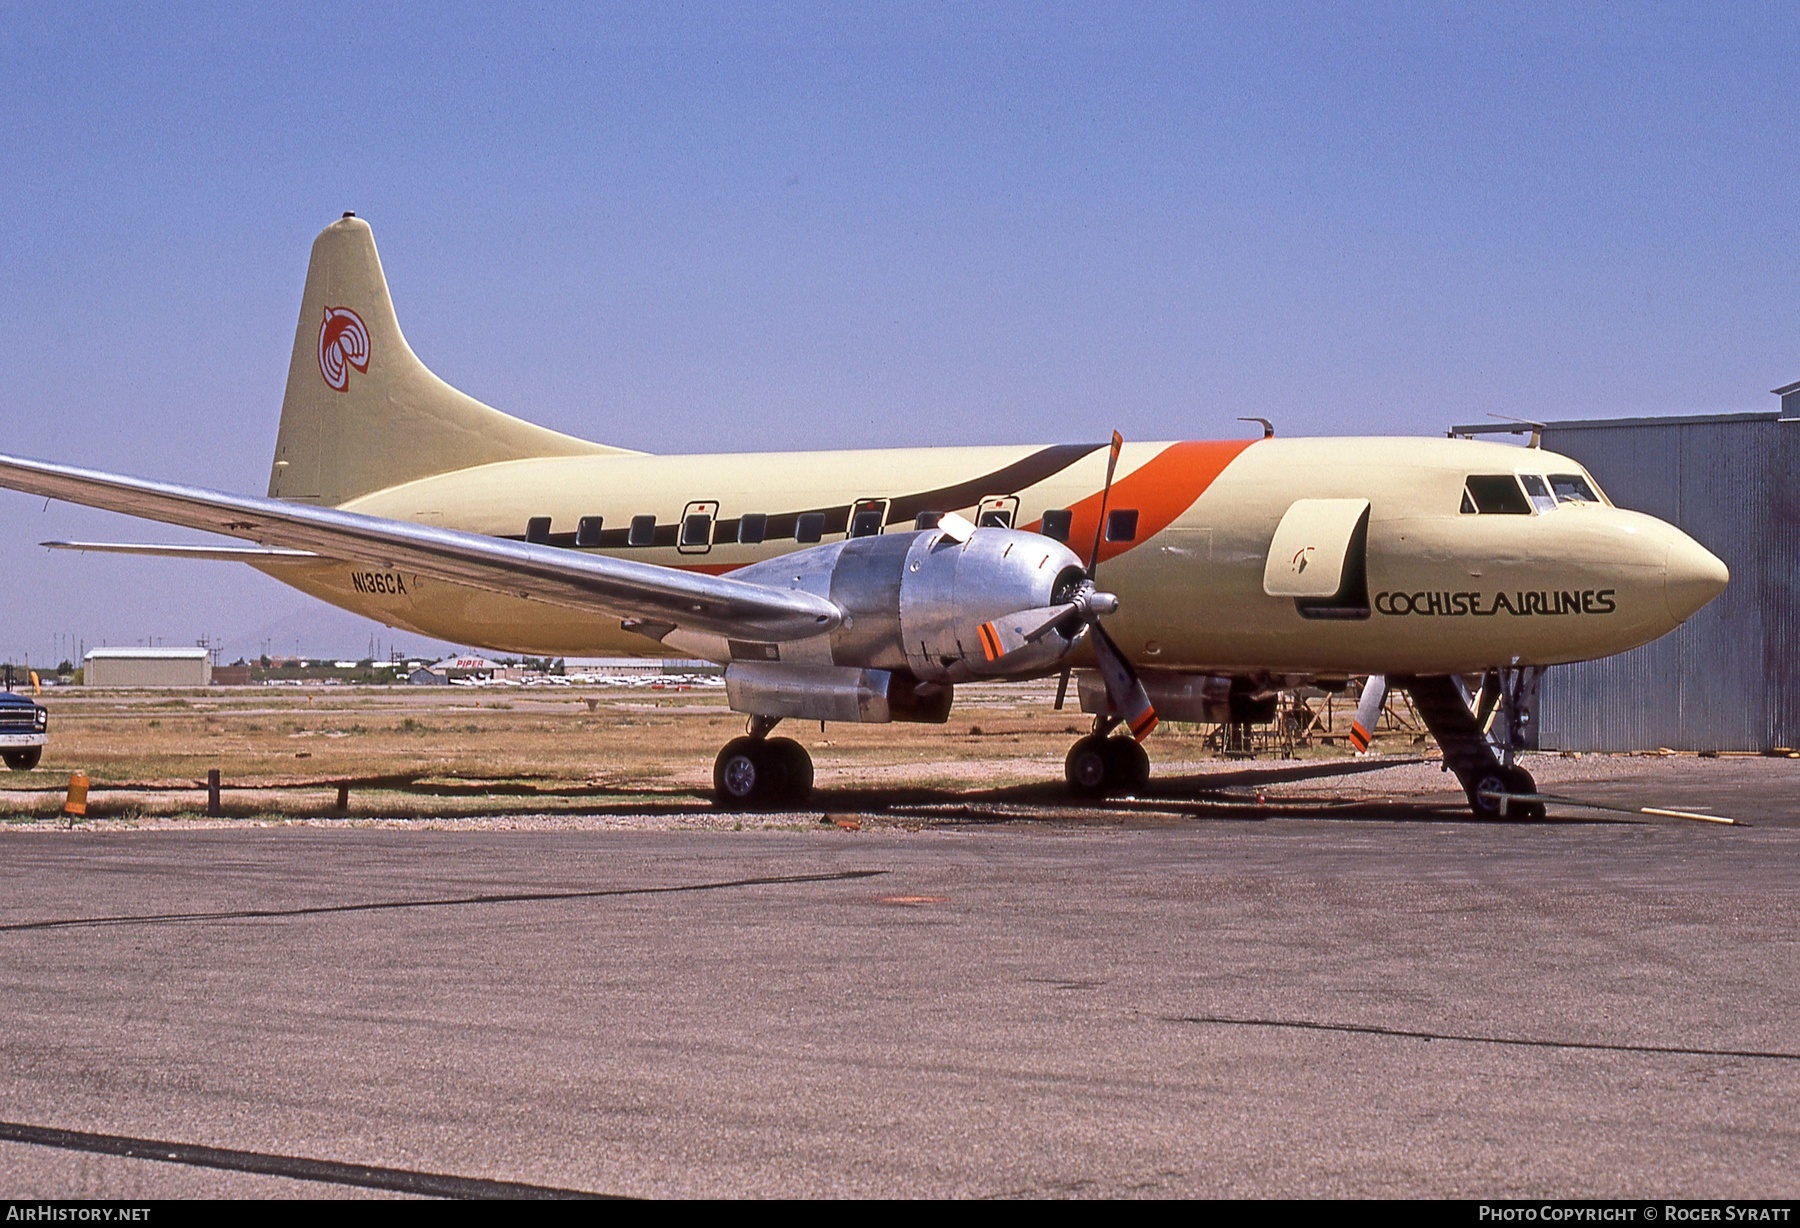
[724,663,954,724]
[715,526,1090,685]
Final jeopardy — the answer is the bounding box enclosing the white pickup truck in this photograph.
[0,689,47,770]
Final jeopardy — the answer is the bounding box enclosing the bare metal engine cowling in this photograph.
[658,527,1090,723]
[723,526,1090,682]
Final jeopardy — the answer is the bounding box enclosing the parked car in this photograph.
[0,689,47,770]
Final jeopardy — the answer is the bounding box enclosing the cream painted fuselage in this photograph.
[260,433,1727,679]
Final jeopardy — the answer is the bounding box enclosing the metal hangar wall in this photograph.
[1530,406,1798,752]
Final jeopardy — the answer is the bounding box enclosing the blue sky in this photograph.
[2,3,1797,664]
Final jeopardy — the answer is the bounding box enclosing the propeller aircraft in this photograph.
[0,216,1730,813]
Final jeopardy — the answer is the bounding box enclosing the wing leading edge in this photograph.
[0,453,841,643]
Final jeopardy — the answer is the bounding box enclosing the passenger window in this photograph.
[628,515,657,546]
[576,516,604,547]
[795,512,826,544]
[1040,509,1073,542]
[977,509,1013,529]
[737,513,767,544]
[526,516,552,544]
[1519,474,1558,513]
[1550,474,1601,504]
[1462,476,1532,515]
[914,511,943,530]
[1105,509,1139,542]
[681,514,713,547]
[850,509,884,538]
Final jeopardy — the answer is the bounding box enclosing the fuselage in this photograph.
[260,434,1727,678]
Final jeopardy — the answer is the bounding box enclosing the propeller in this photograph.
[983,431,1158,741]
[1348,674,1387,753]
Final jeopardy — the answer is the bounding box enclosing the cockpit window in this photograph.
[1518,474,1558,513]
[1462,475,1532,515]
[1549,473,1601,504]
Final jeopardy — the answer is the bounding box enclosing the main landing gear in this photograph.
[1064,718,1151,798]
[1405,674,1545,820]
[713,716,815,809]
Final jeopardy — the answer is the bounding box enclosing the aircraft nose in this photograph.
[1665,533,1729,623]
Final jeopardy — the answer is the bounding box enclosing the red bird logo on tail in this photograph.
[317,306,371,392]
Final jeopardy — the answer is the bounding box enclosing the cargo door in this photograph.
[1263,498,1371,619]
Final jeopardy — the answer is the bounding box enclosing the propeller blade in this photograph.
[1085,430,1125,574]
[975,603,1079,663]
[1053,667,1071,711]
[1348,674,1387,754]
[1089,621,1157,741]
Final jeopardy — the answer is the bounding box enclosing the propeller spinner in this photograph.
[982,431,1159,741]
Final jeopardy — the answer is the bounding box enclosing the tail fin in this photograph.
[267,214,622,506]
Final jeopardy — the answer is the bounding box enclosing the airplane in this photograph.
[0,214,1729,815]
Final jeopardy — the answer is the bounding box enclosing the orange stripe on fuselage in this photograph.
[1023,439,1258,565]
[667,438,1256,577]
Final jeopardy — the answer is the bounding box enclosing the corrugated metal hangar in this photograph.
[1512,401,1798,752]
[83,647,213,688]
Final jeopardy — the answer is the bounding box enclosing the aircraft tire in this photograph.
[1462,765,1543,820]
[714,737,788,809]
[2,748,40,772]
[1102,738,1150,793]
[764,737,814,807]
[1065,736,1112,798]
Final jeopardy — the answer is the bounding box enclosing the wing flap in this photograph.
[1,454,840,642]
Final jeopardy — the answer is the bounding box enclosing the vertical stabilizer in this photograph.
[268,215,622,506]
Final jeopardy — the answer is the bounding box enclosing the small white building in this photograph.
[83,647,212,688]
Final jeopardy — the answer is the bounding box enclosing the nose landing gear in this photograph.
[1405,673,1546,820]
[713,716,815,809]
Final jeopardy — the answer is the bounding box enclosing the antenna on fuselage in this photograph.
[1238,417,1275,439]
[1486,413,1545,448]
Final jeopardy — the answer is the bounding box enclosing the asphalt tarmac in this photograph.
[0,763,1796,1198]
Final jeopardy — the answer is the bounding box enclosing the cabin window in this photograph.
[1462,475,1532,515]
[1518,474,1558,513]
[681,513,713,547]
[914,511,943,530]
[628,515,658,546]
[737,513,767,544]
[1550,473,1601,504]
[795,512,826,543]
[575,516,604,547]
[1105,509,1139,542]
[850,509,884,538]
[978,509,1013,529]
[526,516,552,544]
[1040,509,1073,542]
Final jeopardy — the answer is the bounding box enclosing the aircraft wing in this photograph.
[43,541,320,561]
[0,453,841,642]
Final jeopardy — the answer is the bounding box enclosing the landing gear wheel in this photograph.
[1463,765,1543,820]
[1065,736,1111,798]
[2,748,40,772]
[763,737,814,807]
[1102,738,1151,793]
[1065,735,1149,798]
[714,737,786,809]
